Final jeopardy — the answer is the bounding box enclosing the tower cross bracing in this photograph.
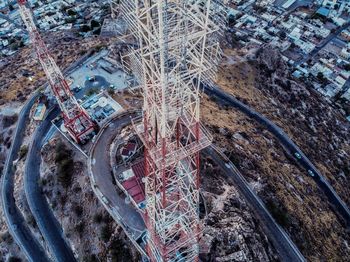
[121,1,224,261]
[17,0,96,143]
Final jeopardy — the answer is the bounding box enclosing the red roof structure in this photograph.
[121,160,145,204]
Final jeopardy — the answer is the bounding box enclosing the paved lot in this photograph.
[69,50,128,98]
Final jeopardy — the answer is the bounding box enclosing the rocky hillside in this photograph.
[0,111,17,175]
[40,137,139,262]
[200,154,278,261]
[202,45,350,261]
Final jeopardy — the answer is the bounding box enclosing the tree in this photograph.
[65,16,77,23]
[317,72,324,81]
[100,225,111,242]
[317,72,328,85]
[75,222,85,236]
[93,213,103,223]
[67,9,77,16]
[80,25,91,32]
[266,200,290,227]
[280,31,287,39]
[344,63,350,71]
[228,14,235,26]
[90,19,100,28]
[73,205,83,217]
[8,257,21,262]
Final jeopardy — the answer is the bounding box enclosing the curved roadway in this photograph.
[0,92,50,262]
[204,85,350,225]
[89,113,146,234]
[24,106,77,262]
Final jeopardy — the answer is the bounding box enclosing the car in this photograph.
[88,76,95,81]
[294,152,302,159]
[308,170,315,177]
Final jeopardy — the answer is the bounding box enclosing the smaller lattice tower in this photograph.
[17,0,96,143]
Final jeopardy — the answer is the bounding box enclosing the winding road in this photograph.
[0,92,50,262]
[24,106,77,262]
[204,84,350,225]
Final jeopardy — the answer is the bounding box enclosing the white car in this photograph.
[308,170,315,177]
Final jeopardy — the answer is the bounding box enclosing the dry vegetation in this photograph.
[200,154,279,261]
[0,31,114,104]
[199,46,350,261]
[40,137,139,262]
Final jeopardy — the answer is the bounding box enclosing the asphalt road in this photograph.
[204,147,306,262]
[90,113,146,235]
[204,85,350,225]
[0,92,50,262]
[24,106,77,262]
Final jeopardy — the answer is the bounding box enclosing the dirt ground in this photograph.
[40,136,140,262]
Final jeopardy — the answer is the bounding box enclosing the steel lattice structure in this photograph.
[121,1,223,261]
[17,0,96,143]
[110,0,119,19]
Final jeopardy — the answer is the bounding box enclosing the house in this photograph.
[316,7,330,17]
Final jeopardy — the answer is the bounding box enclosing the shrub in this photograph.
[55,142,74,188]
[73,205,83,217]
[100,225,111,242]
[19,145,28,159]
[75,222,85,236]
[93,213,103,224]
[8,257,21,262]
[83,254,98,262]
[266,199,290,227]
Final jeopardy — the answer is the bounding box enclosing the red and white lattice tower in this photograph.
[121,1,223,261]
[17,0,96,143]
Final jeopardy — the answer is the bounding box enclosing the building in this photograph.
[33,103,46,121]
